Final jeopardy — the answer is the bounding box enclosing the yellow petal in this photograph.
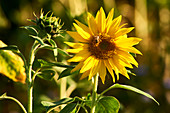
[67,31,88,42]
[107,58,119,80]
[80,56,95,73]
[107,15,122,35]
[71,62,84,72]
[64,42,86,48]
[117,49,138,67]
[66,48,83,53]
[119,47,142,55]
[96,7,106,33]
[80,70,90,80]
[108,57,130,79]
[115,37,142,47]
[104,60,115,82]
[68,50,91,62]
[88,59,100,80]
[117,55,133,68]
[99,60,106,84]
[74,20,92,35]
[112,56,130,79]
[115,27,134,38]
[73,23,91,40]
[88,13,98,35]
[118,23,128,29]
[106,8,114,26]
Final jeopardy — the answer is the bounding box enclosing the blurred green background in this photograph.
[0,0,170,113]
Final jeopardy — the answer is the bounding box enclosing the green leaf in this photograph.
[37,69,56,80]
[21,25,38,35]
[29,35,44,45]
[58,68,79,80]
[0,40,26,83]
[57,48,71,57]
[59,103,77,113]
[100,84,159,105]
[41,98,74,111]
[0,45,20,53]
[95,96,120,113]
[37,59,74,68]
[84,100,91,108]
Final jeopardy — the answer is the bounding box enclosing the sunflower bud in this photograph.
[34,9,64,38]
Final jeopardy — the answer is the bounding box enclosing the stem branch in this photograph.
[0,94,27,113]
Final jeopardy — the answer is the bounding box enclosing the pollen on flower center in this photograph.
[89,35,116,59]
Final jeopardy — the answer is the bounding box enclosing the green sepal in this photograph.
[95,96,120,113]
[39,44,57,51]
[130,52,136,57]
[21,25,39,36]
[127,70,136,76]
[37,69,56,81]
[29,35,45,45]
[27,19,37,23]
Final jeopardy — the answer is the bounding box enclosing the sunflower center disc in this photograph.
[89,35,116,59]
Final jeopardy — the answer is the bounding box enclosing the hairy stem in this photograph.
[27,41,39,113]
[90,74,99,113]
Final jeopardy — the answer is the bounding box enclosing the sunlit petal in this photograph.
[67,31,88,42]
[73,23,91,40]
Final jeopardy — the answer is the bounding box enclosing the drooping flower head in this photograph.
[66,7,142,84]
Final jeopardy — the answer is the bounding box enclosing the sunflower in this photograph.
[65,7,142,84]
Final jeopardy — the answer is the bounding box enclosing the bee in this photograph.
[94,36,100,43]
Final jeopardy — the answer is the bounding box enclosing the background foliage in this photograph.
[0,0,169,113]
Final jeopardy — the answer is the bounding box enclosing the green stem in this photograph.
[60,77,67,109]
[0,94,27,113]
[90,74,99,113]
[27,41,40,113]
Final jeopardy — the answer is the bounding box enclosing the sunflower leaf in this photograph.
[100,83,159,105]
[0,45,20,53]
[95,96,120,113]
[41,98,74,112]
[0,40,26,83]
[58,68,78,80]
[59,103,77,113]
[57,48,71,57]
[37,69,56,80]
[37,59,74,68]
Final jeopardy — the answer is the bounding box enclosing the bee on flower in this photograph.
[65,7,142,84]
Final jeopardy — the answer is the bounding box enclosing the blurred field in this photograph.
[0,0,170,113]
